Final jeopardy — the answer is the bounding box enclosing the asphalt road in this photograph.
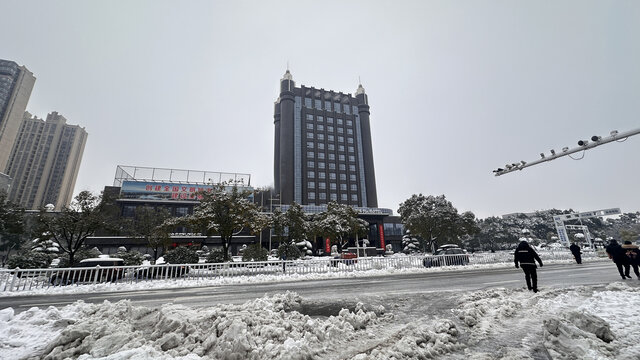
[1,260,636,313]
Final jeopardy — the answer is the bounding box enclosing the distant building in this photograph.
[5,111,87,210]
[87,165,255,255]
[272,70,405,253]
[273,70,378,208]
[0,59,36,172]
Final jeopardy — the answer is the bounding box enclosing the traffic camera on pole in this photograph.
[492,127,640,176]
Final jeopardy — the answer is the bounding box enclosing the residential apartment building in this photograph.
[6,111,87,210]
[0,59,35,172]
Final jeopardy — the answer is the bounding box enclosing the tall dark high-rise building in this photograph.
[273,70,378,208]
[6,111,87,210]
[0,59,36,172]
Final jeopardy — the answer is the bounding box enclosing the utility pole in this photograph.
[493,127,640,176]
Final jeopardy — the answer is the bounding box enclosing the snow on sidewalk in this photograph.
[1,282,638,359]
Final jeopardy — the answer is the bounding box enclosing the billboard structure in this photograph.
[553,207,621,248]
[113,165,252,201]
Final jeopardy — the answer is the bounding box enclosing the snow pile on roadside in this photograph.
[0,304,83,358]
[0,292,387,360]
[455,282,640,359]
[2,282,638,359]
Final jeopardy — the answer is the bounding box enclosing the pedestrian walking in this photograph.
[514,240,543,292]
[621,240,640,279]
[605,239,631,280]
[569,242,582,264]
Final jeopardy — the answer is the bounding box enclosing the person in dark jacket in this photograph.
[605,239,631,280]
[569,243,582,264]
[514,240,543,292]
[621,241,640,279]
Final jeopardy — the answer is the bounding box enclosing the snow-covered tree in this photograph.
[285,202,309,243]
[37,191,108,266]
[0,191,26,266]
[398,194,467,253]
[169,183,266,261]
[127,205,172,263]
[314,202,365,251]
[270,208,287,247]
[164,246,198,264]
[242,243,268,261]
[115,246,145,266]
[402,230,420,254]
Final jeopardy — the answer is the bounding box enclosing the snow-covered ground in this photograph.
[1,281,638,359]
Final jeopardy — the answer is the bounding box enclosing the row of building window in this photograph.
[304,98,356,115]
[307,171,357,181]
[306,142,355,152]
[308,192,358,201]
[306,123,354,135]
[305,114,353,126]
[306,152,356,162]
[307,161,357,171]
[307,182,358,191]
[306,132,354,144]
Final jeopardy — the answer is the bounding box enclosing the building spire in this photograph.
[281,69,293,81]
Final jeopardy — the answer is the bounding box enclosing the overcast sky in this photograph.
[1,0,638,218]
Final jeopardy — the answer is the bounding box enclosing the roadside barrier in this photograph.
[0,250,601,292]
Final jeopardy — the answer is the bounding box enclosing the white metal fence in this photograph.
[0,250,600,293]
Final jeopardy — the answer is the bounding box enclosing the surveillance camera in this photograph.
[578,140,588,146]
[540,153,545,158]
[562,147,569,152]
[550,149,556,155]
[610,130,618,136]
[591,136,601,142]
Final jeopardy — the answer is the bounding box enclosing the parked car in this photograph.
[134,264,190,279]
[423,245,470,267]
[50,257,125,285]
[331,252,358,266]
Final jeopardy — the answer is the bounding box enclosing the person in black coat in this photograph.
[514,240,543,292]
[569,243,582,264]
[605,239,631,280]
[621,241,640,279]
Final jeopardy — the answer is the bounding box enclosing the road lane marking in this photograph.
[20,302,74,308]
[482,280,519,285]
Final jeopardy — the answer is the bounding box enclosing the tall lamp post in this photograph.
[269,193,281,252]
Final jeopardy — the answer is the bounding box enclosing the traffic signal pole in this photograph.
[493,127,640,176]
